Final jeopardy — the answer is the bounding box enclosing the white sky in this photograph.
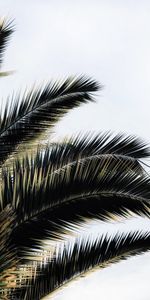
[0,0,150,299]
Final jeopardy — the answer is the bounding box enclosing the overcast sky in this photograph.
[1,1,150,299]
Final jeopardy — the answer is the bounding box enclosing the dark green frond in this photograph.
[11,231,150,300]
[8,130,150,181]
[57,132,150,159]
[0,76,100,164]
[33,132,150,175]
[4,155,150,218]
[3,155,149,252]
[0,19,13,68]
[12,196,150,255]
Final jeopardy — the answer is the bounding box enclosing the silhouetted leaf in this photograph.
[3,155,149,253]
[11,231,150,300]
[0,76,100,164]
[0,19,13,68]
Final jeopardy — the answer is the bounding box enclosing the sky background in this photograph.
[0,0,150,299]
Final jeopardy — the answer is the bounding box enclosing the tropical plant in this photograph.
[0,19,150,300]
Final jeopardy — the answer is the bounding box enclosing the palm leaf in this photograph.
[34,132,150,175]
[11,231,150,300]
[5,130,148,180]
[0,76,100,164]
[0,19,13,68]
[3,155,149,253]
[53,132,150,159]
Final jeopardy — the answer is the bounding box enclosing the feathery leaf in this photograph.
[0,76,100,164]
[3,155,149,252]
[55,132,150,159]
[11,231,150,300]
[35,132,150,175]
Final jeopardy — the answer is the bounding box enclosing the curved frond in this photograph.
[11,231,150,300]
[2,155,149,252]
[32,132,150,175]
[53,132,150,160]
[6,130,149,180]
[0,76,100,164]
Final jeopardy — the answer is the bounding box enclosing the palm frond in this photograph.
[0,76,100,164]
[0,19,13,68]
[11,231,150,300]
[33,132,150,175]
[4,154,150,216]
[55,132,150,159]
[6,130,149,180]
[3,155,149,252]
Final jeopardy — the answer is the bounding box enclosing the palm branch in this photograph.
[0,76,100,165]
[10,231,150,300]
[34,132,150,173]
[2,151,149,255]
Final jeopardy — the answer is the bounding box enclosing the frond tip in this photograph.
[11,231,150,299]
[0,19,14,67]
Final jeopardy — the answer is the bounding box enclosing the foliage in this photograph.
[0,19,150,300]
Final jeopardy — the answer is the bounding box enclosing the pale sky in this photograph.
[0,1,150,299]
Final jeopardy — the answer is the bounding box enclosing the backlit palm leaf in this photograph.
[0,76,100,164]
[11,231,150,300]
[1,155,149,253]
[32,132,150,175]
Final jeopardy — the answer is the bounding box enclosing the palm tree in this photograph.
[0,19,150,300]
